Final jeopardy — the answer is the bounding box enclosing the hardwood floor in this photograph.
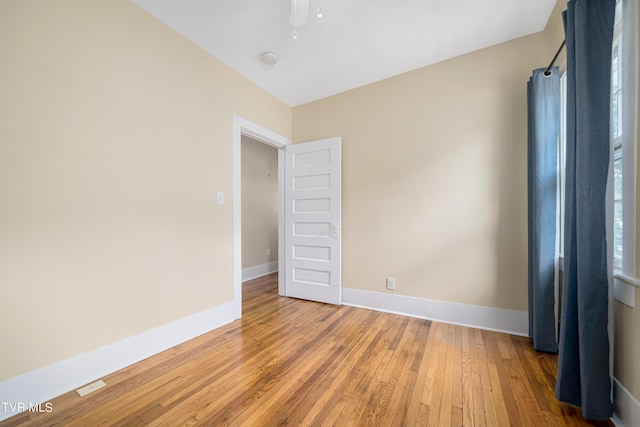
[2,273,612,426]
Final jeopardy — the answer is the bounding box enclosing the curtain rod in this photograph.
[544,40,566,76]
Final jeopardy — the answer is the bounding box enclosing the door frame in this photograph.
[232,115,291,317]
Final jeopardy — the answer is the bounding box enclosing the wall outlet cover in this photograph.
[386,277,396,290]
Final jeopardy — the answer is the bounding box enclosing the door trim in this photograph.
[232,115,291,317]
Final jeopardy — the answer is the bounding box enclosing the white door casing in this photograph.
[284,137,342,305]
[233,115,290,317]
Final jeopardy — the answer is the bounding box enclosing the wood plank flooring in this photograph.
[1,273,612,426]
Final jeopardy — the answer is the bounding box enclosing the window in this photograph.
[611,0,638,305]
[612,0,623,269]
[558,71,566,265]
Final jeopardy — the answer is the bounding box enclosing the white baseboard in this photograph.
[242,261,278,282]
[0,301,238,422]
[341,287,528,336]
[613,377,640,427]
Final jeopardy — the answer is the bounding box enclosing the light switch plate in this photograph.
[217,192,224,205]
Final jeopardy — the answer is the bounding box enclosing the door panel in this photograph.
[284,137,341,305]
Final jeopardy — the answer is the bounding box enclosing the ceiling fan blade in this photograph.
[290,0,309,28]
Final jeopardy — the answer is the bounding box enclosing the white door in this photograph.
[284,137,341,305]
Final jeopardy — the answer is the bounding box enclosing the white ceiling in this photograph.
[131,0,557,106]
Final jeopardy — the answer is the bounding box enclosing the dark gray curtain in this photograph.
[527,68,559,353]
[556,0,615,420]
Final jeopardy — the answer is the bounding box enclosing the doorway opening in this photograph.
[232,116,290,318]
[240,136,279,283]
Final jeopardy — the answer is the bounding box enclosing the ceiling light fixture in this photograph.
[261,52,278,65]
[290,0,323,40]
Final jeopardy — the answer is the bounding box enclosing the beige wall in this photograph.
[293,32,554,312]
[241,137,279,269]
[545,0,567,70]
[0,0,291,380]
[615,298,640,399]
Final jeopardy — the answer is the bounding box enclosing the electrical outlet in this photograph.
[267,248,271,256]
[386,277,396,290]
